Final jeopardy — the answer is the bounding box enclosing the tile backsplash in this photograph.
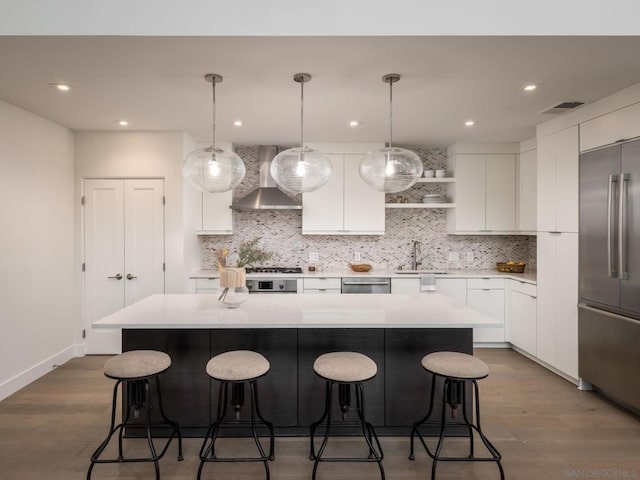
[200,146,536,271]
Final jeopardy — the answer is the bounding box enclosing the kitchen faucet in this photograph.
[411,241,422,270]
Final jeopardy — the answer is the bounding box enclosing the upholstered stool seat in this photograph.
[313,352,378,382]
[198,350,274,480]
[309,351,384,480]
[104,350,172,379]
[410,351,504,480]
[421,351,489,380]
[206,350,270,381]
[87,350,183,480]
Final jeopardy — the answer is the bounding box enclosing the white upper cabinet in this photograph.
[198,191,233,234]
[446,143,518,234]
[517,139,537,232]
[194,142,234,235]
[580,101,640,152]
[537,126,579,233]
[303,143,385,235]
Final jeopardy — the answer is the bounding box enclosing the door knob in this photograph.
[108,274,123,280]
[126,274,138,280]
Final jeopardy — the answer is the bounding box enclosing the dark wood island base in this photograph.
[123,327,473,437]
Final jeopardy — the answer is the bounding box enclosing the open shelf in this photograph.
[386,203,456,209]
[416,177,456,183]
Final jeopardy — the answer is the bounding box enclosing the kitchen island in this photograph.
[93,293,499,436]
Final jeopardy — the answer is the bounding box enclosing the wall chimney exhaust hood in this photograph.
[231,146,302,210]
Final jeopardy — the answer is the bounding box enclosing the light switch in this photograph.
[309,252,319,261]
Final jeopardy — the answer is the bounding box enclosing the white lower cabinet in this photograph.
[391,278,421,294]
[303,277,342,294]
[467,278,506,343]
[436,277,506,344]
[434,278,467,304]
[507,280,537,356]
[537,232,579,379]
[195,278,220,294]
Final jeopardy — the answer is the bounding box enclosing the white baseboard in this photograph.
[511,345,579,386]
[0,344,84,401]
[474,342,510,349]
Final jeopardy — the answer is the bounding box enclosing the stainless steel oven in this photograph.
[246,278,298,294]
[341,277,391,294]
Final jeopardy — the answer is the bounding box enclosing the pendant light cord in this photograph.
[388,79,393,148]
[299,79,304,148]
[211,79,217,149]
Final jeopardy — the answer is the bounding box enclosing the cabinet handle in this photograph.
[108,274,123,280]
[126,274,138,280]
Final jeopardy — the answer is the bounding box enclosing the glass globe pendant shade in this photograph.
[359,146,423,193]
[270,146,332,194]
[183,146,246,193]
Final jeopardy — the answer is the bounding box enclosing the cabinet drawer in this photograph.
[467,278,505,290]
[196,278,220,290]
[303,277,341,290]
[510,280,536,297]
[303,288,342,294]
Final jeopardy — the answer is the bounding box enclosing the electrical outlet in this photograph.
[466,252,474,261]
[309,252,319,262]
[448,251,459,261]
[354,252,361,261]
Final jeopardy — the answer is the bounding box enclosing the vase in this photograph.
[218,267,249,308]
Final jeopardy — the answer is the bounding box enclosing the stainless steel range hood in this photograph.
[231,145,302,210]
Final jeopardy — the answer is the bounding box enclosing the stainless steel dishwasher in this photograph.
[341,277,391,294]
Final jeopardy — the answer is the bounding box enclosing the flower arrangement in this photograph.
[217,238,273,303]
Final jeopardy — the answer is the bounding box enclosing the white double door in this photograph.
[84,179,165,354]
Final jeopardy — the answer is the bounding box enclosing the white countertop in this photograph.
[191,268,537,284]
[93,293,502,329]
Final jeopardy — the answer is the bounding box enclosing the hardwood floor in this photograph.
[1,349,639,479]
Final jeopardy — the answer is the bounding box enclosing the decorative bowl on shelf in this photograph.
[349,263,373,272]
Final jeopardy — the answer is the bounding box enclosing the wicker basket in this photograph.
[349,263,373,272]
[496,262,526,273]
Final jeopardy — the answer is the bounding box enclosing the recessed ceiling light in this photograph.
[50,83,71,92]
[349,120,360,127]
[465,120,475,127]
[523,84,537,92]
[233,120,243,127]
[117,120,128,126]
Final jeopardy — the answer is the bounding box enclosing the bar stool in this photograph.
[309,352,384,480]
[197,350,274,480]
[87,350,183,480]
[409,351,504,480]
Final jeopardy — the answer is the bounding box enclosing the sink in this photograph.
[394,270,448,275]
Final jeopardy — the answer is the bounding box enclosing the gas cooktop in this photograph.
[245,267,303,274]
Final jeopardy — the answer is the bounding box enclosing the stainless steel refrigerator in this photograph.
[579,139,640,413]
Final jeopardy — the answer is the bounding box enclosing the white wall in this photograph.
[0,99,75,400]
[74,131,191,305]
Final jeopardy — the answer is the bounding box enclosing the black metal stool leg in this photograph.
[155,376,183,461]
[461,381,475,458]
[249,381,270,480]
[309,380,332,461]
[142,381,160,480]
[471,380,505,480]
[312,381,334,480]
[409,374,437,460]
[252,380,275,461]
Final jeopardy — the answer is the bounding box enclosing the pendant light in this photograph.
[359,74,423,193]
[270,73,332,194]
[183,74,246,193]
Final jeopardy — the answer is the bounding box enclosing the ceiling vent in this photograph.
[541,101,585,115]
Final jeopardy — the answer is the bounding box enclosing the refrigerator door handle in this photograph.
[619,172,630,280]
[607,174,619,278]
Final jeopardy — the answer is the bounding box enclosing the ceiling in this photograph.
[2,36,640,147]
